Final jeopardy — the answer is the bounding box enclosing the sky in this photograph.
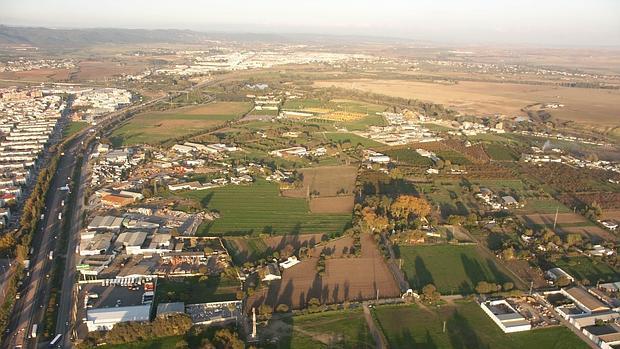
[1,0,619,47]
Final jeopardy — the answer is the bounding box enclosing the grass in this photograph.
[155,275,240,304]
[110,101,250,146]
[181,179,352,235]
[520,199,572,214]
[373,302,588,349]
[484,143,520,161]
[339,114,387,131]
[274,309,375,349]
[322,132,384,148]
[554,256,620,284]
[436,150,471,165]
[396,245,511,294]
[225,237,270,264]
[63,121,88,138]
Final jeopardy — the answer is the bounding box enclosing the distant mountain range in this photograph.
[0,25,411,48]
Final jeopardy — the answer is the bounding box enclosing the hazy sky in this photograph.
[1,0,619,46]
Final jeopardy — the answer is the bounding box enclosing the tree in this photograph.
[501,247,515,261]
[565,233,582,246]
[213,328,244,349]
[361,207,389,232]
[258,304,273,321]
[390,195,431,220]
[276,304,290,313]
[475,281,500,294]
[421,284,441,303]
[502,282,514,291]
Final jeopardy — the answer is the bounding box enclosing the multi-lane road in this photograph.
[2,77,221,349]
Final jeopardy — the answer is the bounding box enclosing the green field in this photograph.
[110,102,250,146]
[484,143,520,161]
[181,180,352,235]
[520,199,572,214]
[397,245,511,294]
[63,121,88,138]
[436,150,471,165]
[322,132,384,148]
[274,309,375,349]
[554,257,620,284]
[383,148,433,166]
[373,302,588,349]
[417,181,472,218]
[225,237,270,264]
[155,275,239,304]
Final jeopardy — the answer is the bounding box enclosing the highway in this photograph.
[2,76,223,349]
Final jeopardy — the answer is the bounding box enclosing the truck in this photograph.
[30,324,37,338]
[49,334,62,347]
[23,259,30,270]
[48,251,53,260]
[58,212,62,220]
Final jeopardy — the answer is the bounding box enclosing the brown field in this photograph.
[283,165,358,198]
[309,196,355,214]
[520,213,588,226]
[503,259,548,288]
[558,226,616,243]
[247,233,400,310]
[601,210,620,221]
[0,68,71,81]
[74,60,147,80]
[264,233,326,256]
[314,79,620,125]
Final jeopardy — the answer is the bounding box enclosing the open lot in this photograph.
[321,132,384,148]
[283,165,358,214]
[0,68,72,81]
[265,309,375,349]
[396,244,511,294]
[155,275,240,304]
[182,179,352,235]
[73,60,147,80]
[372,301,588,349]
[554,257,620,284]
[248,234,400,310]
[110,101,250,145]
[315,79,620,125]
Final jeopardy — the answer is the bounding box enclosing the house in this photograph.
[101,194,135,208]
[545,267,575,283]
[368,155,390,163]
[501,196,519,207]
[588,245,615,257]
[261,263,281,281]
[280,256,300,269]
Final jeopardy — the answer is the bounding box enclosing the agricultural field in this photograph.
[314,79,620,126]
[436,150,471,165]
[73,60,147,81]
[373,302,588,349]
[155,275,240,304]
[284,98,387,130]
[382,147,433,166]
[181,179,352,235]
[484,143,520,161]
[248,233,400,310]
[321,132,384,148]
[554,257,620,284]
[0,68,72,82]
[110,101,251,146]
[518,199,573,214]
[266,309,375,349]
[417,181,473,218]
[396,244,512,294]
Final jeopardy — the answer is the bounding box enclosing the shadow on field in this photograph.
[447,311,488,349]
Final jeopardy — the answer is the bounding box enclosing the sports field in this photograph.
[373,302,588,349]
[397,244,511,294]
[110,101,250,145]
[181,179,352,235]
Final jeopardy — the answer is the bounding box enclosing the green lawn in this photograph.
[110,102,250,146]
[275,309,375,349]
[181,179,352,235]
[155,275,240,304]
[384,148,433,166]
[373,302,588,349]
[322,132,384,148]
[554,257,620,284]
[63,121,88,138]
[396,245,511,294]
[484,144,520,161]
[520,199,572,214]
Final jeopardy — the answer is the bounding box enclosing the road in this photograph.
[362,303,386,349]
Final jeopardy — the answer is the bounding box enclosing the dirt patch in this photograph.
[314,79,620,125]
[503,259,548,288]
[75,60,146,80]
[247,234,400,310]
[309,196,354,214]
[558,226,616,243]
[283,165,358,198]
[602,210,620,221]
[520,213,588,226]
